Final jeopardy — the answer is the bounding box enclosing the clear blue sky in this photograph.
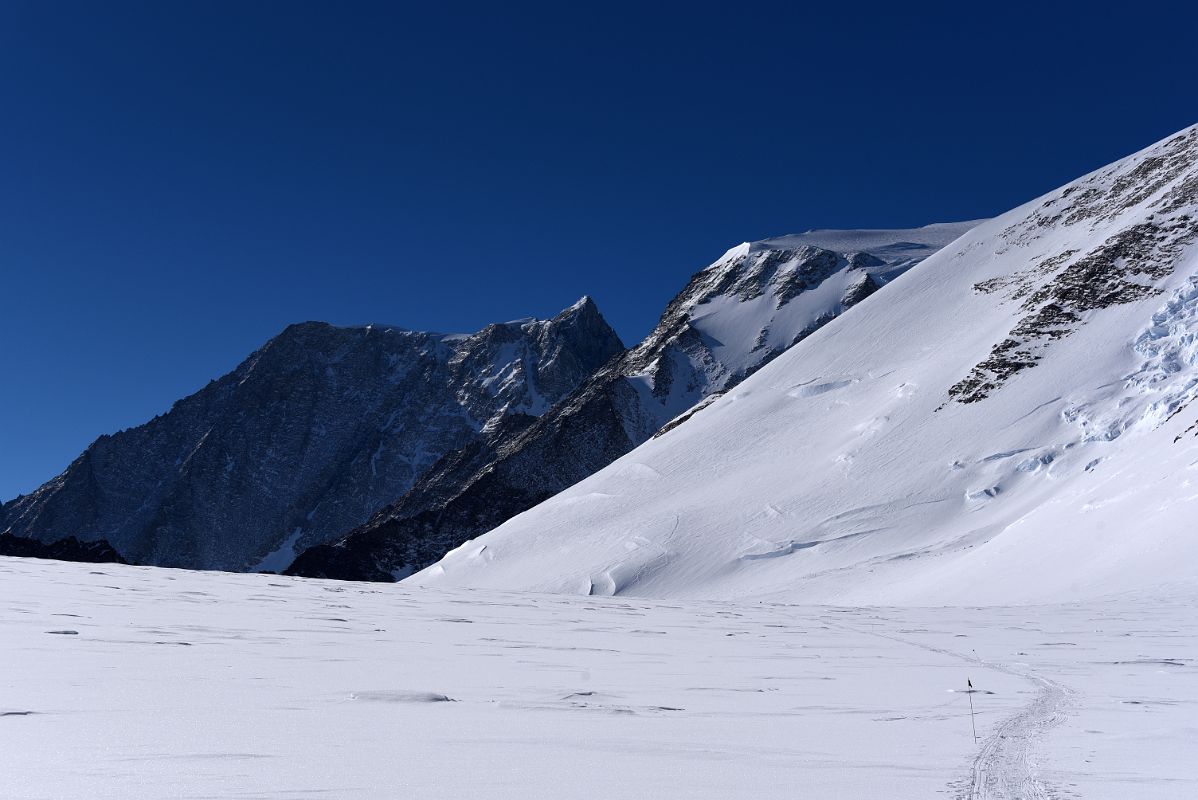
[2,1,1196,501]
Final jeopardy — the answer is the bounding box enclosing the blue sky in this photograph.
[2,1,1196,500]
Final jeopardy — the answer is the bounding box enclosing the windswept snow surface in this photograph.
[3,557,1197,799]
[413,125,1198,606]
[682,221,982,403]
[754,221,982,269]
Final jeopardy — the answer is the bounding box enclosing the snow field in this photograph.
[3,558,1196,799]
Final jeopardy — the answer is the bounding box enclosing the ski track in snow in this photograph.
[833,620,1076,800]
[964,673,1073,800]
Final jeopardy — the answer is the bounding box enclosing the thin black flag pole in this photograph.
[967,677,977,744]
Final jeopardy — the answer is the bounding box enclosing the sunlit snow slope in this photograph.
[413,124,1198,604]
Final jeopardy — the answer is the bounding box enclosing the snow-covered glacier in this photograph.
[6,123,1198,800]
[414,124,1198,606]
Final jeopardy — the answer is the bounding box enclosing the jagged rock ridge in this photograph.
[0,299,622,570]
[951,127,1198,403]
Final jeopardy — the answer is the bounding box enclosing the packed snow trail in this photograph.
[965,673,1073,800]
[892,634,1075,800]
[830,619,1076,800]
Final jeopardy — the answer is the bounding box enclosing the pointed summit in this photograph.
[562,295,598,314]
[549,296,614,336]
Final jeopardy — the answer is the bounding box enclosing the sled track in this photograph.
[963,671,1072,800]
[831,620,1076,800]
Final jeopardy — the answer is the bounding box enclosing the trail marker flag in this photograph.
[967,677,978,744]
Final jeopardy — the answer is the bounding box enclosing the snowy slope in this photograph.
[620,221,981,431]
[287,222,977,581]
[5,556,1196,799]
[413,124,1198,605]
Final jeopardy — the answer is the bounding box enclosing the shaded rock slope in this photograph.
[0,532,125,564]
[0,299,622,570]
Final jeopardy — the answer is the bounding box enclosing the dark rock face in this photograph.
[0,299,622,571]
[288,227,974,582]
[287,375,642,581]
[951,128,1198,404]
[0,532,125,564]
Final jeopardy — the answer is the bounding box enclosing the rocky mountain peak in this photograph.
[1,299,623,572]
